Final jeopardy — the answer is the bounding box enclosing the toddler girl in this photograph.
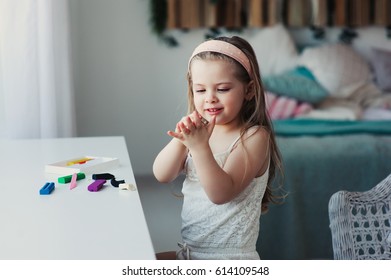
[153,36,282,260]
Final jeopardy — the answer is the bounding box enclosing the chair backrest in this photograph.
[328,174,391,260]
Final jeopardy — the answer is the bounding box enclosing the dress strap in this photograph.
[227,126,260,153]
[227,135,242,153]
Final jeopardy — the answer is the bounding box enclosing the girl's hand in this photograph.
[167,111,215,150]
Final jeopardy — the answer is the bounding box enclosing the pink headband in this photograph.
[188,40,252,76]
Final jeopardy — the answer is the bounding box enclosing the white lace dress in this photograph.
[177,136,269,260]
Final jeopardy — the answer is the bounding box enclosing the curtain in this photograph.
[0,0,76,139]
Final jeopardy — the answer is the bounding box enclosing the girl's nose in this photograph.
[205,91,217,103]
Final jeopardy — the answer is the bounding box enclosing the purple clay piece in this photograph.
[88,179,106,192]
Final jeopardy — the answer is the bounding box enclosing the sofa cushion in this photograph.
[249,24,298,76]
[263,68,328,104]
[298,44,372,95]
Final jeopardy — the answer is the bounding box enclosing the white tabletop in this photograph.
[0,136,156,259]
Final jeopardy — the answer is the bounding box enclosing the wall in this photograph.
[0,60,4,138]
[69,0,199,176]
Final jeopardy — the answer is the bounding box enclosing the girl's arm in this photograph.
[190,128,269,204]
[153,136,188,184]
[169,111,269,204]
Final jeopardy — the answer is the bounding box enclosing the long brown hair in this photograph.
[187,36,284,213]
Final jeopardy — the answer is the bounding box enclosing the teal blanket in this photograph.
[273,119,391,136]
[256,132,391,259]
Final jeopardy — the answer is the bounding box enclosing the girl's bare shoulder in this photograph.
[230,126,269,153]
[243,126,270,144]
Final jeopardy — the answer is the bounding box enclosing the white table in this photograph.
[0,136,156,259]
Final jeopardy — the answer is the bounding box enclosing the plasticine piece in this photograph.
[58,172,86,184]
[40,182,55,195]
[88,179,106,192]
[92,173,115,180]
[111,178,125,188]
[66,157,93,166]
[70,173,78,190]
[119,183,136,191]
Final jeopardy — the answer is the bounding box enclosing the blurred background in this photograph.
[1,0,390,257]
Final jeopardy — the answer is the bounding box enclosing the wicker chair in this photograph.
[328,174,391,260]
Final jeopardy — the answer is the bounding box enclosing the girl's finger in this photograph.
[200,116,209,126]
[195,111,208,126]
[192,111,202,127]
[180,122,190,134]
[183,116,195,130]
[188,111,197,123]
[167,130,183,140]
[207,116,216,133]
[176,122,182,133]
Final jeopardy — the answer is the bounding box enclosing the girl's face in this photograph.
[190,59,248,128]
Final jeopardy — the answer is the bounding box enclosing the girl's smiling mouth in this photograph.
[206,108,223,115]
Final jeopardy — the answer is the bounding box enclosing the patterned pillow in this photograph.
[266,91,312,119]
[262,69,328,104]
[298,44,372,95]
[371,48,391,91]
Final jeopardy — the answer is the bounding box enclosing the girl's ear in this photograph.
[245,81,255,100]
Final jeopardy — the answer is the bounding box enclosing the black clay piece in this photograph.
[111,178,125,188]
[92,173,115,180]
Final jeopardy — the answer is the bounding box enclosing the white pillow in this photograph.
[298,44,372,96]
[249,24,298,76]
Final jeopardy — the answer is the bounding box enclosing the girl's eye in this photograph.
[218,88,230,92]
[195,89,205,93]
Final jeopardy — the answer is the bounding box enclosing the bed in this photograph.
[256,120,391,260]
[249,25,391,259]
